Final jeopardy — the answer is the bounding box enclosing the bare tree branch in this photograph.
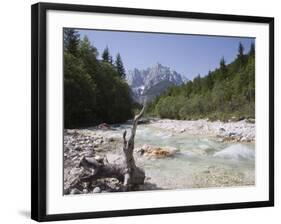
[78,104,146,191]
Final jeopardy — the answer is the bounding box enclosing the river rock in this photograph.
[240,136,247,142]
[138,118,150,124]
[94,139,103,145]
[149,119,255,143]
[93,187,101,193]
[74,146,82,151]
[136,144,179,158]
[98,123,110,129]
[179,128,186,133]
[70,188,82,195]
[228,132,237,137]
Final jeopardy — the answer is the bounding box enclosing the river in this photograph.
[89,122,255,190]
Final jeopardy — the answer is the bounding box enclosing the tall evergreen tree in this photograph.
[220,57,226,70]
[79,36,99,76]
[63,28,80,56]
[238,42,244,59]
[115,53,126,78]
[102,46,110,62]
[206,71,214,89]
[219,56,227,79]
[249,42,255,56]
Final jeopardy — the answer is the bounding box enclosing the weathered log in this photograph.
[79,156,126,182]
[78,105,146,191]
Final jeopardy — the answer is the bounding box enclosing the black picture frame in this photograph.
[31,2,274,222]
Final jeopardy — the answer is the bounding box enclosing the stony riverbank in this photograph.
[63,130,160,195]
[149,119,255,143]
[63,119,255,195]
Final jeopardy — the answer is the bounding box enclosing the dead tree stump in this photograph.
[78,106,146,191]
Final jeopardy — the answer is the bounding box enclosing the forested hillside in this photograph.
[147,43,255,121]
[64,29,133,128]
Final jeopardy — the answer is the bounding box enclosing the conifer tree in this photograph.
[220,57,226,70]
[63,28,80,56]
[217,57,227,80]
[249,42,255,56]
[238,42,244,59]
[238,42,244,57]
[115,53,126,78]
[102,46,110,63]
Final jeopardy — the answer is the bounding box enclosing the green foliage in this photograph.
[63,28,80,56]
[220,57,226,69]
[238,42,244,58]
[115,53,126,79]
[102,46,113,64]
[237,42,246,65]
[147,43,255,121]
[64,29,134,128]
[249,42,255,56]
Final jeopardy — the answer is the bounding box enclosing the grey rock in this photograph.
[240,137,247,142]
[179,128,186,133]
[228,132,237,137]
[74,146,82,151]
[93,187,101,193]
[70,188,81,194]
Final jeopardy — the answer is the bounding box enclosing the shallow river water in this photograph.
[93,123,255,189]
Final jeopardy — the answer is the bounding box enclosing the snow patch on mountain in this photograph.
[127,63,187,103]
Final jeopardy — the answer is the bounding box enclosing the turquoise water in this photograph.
[103,124,255,189]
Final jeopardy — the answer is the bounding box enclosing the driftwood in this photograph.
[78,106,146,191]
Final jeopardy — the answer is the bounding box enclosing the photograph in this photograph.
[63,28,256,195]
[0,0,277,223]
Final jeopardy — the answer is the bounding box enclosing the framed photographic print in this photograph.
[31,2,274,222]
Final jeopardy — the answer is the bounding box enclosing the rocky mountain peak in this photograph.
[126,63,187,103]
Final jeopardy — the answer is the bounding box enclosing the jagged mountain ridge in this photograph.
[127,63,187,103]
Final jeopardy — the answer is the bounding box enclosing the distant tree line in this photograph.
[64,28,133,128]
[146,42,255,121]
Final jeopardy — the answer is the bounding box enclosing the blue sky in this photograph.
[78,29,254,80]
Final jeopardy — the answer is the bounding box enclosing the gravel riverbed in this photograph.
[64,119,255,195]
[149,119,255,142]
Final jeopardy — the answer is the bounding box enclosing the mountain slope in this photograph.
[127,63,187,103]
[147,51,255,121]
